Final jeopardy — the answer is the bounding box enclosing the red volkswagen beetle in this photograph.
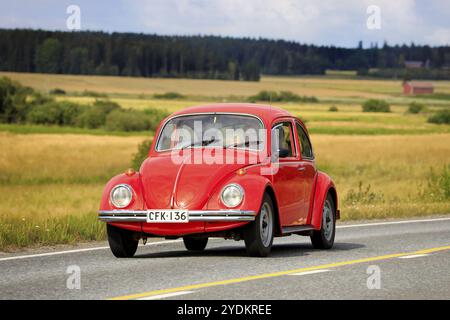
[99,104,339,257]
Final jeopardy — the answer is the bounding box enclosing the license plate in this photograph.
[146,210,189,223]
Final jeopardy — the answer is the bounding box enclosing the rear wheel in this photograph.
[244,193,274,257]
[310,193,336,249]
[107,224,139,258]
[183,237,208,251]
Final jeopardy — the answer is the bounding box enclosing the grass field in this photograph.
[2,71,450,105]
[0,72,449,251]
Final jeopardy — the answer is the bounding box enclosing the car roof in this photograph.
[172,103,294,124]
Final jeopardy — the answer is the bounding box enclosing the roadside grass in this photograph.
[0,133,145,251]
[312,134,450,221]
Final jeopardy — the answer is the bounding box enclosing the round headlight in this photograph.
[110,184,133,208]
[221,184,244,208]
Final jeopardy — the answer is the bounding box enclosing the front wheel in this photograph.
[243,193,275,257]
[183,237,208,251]
[310,193,336,249]
[107,224,139,258]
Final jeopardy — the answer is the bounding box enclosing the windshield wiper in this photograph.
[180,137,217,150]
[226,140,262,149]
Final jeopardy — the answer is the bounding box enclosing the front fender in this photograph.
[99,172,145,232]
[310,171,338,230]
[204,167,272,233]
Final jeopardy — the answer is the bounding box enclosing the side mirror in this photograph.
[278,148,290,158]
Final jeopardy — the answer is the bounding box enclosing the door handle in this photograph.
[297,166,306,171]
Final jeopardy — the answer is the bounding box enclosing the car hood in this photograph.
[140,149,261,209]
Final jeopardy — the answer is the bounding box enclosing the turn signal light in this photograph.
[125,168,136,176]
[237,168,246,176]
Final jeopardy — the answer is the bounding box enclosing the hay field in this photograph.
[2,71,450,102]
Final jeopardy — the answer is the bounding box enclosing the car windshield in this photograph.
[156,114,265,151]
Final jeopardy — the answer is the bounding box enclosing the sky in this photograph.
[1,0,449,47]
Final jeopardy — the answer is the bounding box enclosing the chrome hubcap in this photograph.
[260,203,273,247]
[323,200,334,241]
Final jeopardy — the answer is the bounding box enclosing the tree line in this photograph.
[0,29,449,81]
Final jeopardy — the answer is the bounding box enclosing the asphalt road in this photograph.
[1,216,450,300]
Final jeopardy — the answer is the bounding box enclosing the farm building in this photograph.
[403,81,434,95]
[404,61,423,69]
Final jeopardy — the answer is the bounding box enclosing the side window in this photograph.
[271,122,295,158]
[296,123,313,159]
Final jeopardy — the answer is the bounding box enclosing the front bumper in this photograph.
[98,209,257,223]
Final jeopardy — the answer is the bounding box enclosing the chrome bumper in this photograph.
[98,209,257,222]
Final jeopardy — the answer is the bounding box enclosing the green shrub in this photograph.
[105,109,151,132]
[329,106,338,112]
[0,76,31,123]
[248,90,277,102]
[407,102,425,114]
[248,90,318,103]
[362,99,391,112]
[143,108,170,130]
[153,92,185,99]
[29,92,54,106]
[49,88,66,95]
[26,102,64,125]
[131,139,153,170]
[278,91,300,101]
[428,109,450,125]
[76,100,120,129]
[82,90,107,98]
[58,101,87,126]
[76,107,107,129]
[27,101,85,126]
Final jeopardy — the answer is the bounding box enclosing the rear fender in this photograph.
[309,171,338,230]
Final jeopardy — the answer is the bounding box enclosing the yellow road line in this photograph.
[110,245,450,300]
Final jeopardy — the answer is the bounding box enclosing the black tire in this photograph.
[310,193,336,249]
[107,224,139,258]
[183,237,208,251]
[244,193,275,257]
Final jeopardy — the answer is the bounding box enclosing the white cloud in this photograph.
[1,0,448,47]
[425,28,450,45]
[127,0,442,46]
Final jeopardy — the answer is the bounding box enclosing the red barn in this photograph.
[403,81,434,95]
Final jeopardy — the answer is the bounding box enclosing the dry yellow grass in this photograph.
[0,133,148,250]
[312,134,450,220]
[0,132,147,184]
[3,71,450,99]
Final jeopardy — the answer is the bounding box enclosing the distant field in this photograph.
[2,71,450,105]
[0,71,449,251]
